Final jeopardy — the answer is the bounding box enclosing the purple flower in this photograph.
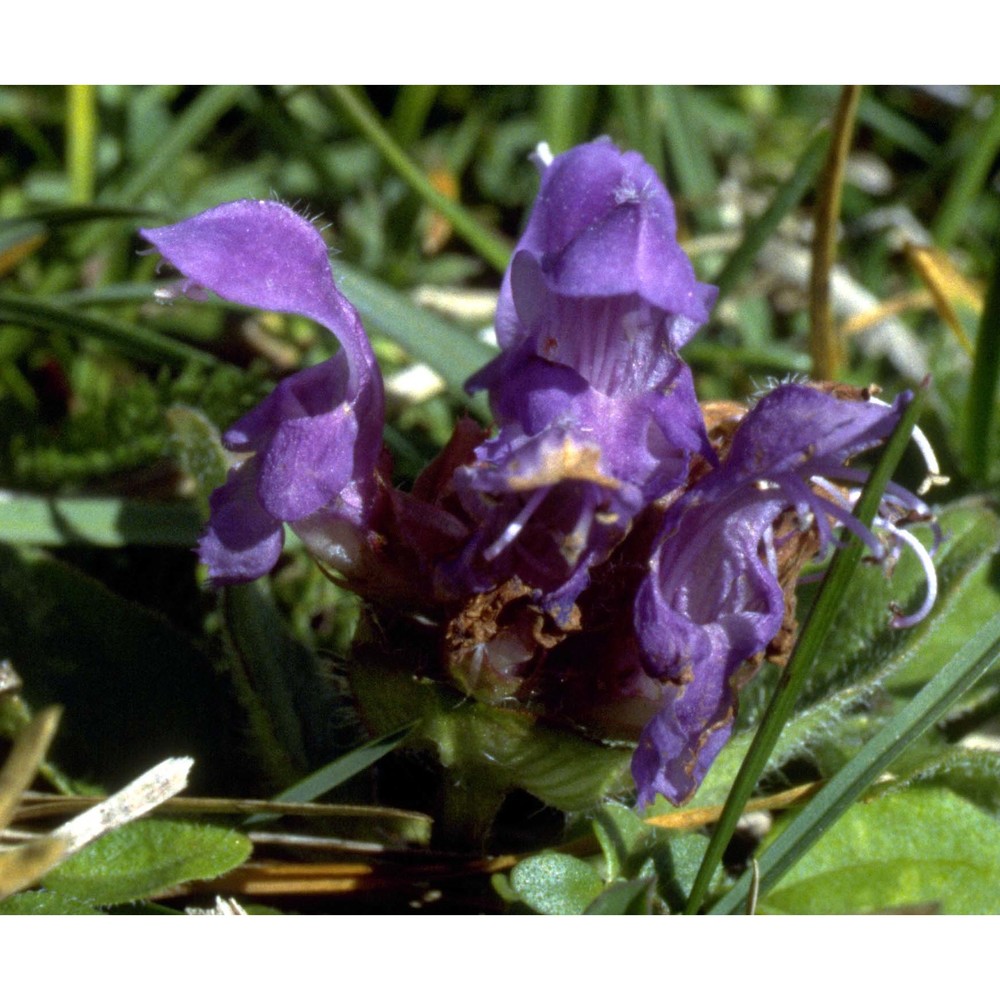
[470,137,717,414]
[453,140,717,617]
[142,201,384,584]
[451,357,711,621]
[630,383,934,806]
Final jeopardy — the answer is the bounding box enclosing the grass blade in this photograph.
[932,95,1000,250]
[610,86,665,180]
[244,723,418,826]
[709,611,1000,914]
[0,293,216,367]
[327,86,512,273]
[856,93,938,163]
[683,380,927,913]
[389,85,439,148]
[537,85,596,155]
[655,85,718,230]
[713,127,831,302]
[111,85,245,204]
[965,244,1000,483]
[0,206,157,229]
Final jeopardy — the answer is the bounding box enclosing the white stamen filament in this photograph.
[880,521,938,628]
[484,486,551,561]
[869,397,949,495]
[762,523,778,578]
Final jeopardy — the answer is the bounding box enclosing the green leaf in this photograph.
[0,889,105,915]
[0,495,201,547]
[584,875,657,915]
[880,746,1000,819]
[0,544,225,789]
[42,819,251,907]
[221,581,344,786]
[759,787,1000,914]
[510,852,604,915]
[591,802,650,882]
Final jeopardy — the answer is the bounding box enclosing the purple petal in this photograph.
[197,462,285,585]
[629,384,917,805]
[142,201,368,371]
[143,201,388,583]
[491,138,715,357]
[632,491,786,805]
[724,384,909,484]
[256,402,359,521]
[142,200,384,475]
[223,354,350,452]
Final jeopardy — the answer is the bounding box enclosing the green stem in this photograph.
[328,86,511,274]
[809,85,861,380]
[66,85,97,204]
[684,381,927,913]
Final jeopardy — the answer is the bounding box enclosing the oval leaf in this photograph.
[42,819,251,906]
[510,852,604,915]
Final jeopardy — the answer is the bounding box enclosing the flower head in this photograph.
[142,200,384,584]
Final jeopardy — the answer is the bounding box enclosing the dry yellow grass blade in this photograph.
[173,850,524,897]
[0,707,68,900]
[0,833,71,900]
[15,792,429,827]
[838,289,933,338]
[2,731,193,901]
[0,706,62,833]
[643,780,823,831]
[0,231,47,278]
[906,244,982,356]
